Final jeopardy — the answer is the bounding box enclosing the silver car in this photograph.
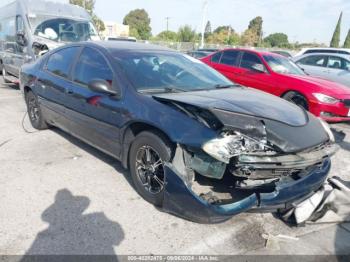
[294,53,350,87]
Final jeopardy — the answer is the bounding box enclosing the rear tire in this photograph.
[129,131,174,206]
[25,91,49,130]
[282,91,309,111]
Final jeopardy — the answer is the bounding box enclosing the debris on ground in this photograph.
[278,176,350,225]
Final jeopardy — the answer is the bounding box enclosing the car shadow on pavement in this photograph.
[0,82,19,90]
[22,189,124,258]
[332,127,350,152]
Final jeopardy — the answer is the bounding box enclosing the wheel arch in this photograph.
[120,121,175,169]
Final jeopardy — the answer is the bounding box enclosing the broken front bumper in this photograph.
[162,159,331,224]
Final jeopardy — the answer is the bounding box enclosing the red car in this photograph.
[201,49,350,122]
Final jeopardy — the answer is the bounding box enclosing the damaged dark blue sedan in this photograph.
[20,42,339,223]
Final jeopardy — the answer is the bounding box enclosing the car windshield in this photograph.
[113,52,235,93]
[264,55,305,75]
[29,16,100,42]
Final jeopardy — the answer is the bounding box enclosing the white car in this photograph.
[295,47,350,57]
[294,53,350,88]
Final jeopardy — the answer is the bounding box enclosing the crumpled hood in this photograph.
[153,87,308,127]
[283,74,350,97]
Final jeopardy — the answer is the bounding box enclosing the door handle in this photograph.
[65,89,74,95]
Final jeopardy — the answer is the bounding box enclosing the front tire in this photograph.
[282,91,309,111]
[2,68,11,84]
[25,91,48,130]
[129,131,174,206]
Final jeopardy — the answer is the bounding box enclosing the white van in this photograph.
[0,0,100,81]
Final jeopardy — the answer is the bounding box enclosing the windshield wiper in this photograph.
[214,84,238,89]
[138,87,187,94]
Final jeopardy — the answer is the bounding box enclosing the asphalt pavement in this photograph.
[0,78,349,256]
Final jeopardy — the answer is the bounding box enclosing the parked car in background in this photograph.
[201,49,350,122]
[106,36,137,42]
[20,42,338,223]
[187,50,213,59]
[187,48,218,59]
[0,0,100,83]
[294,53,350,88]
[0,42,4,74]
[271,50,292,58]
[295,47,350,57]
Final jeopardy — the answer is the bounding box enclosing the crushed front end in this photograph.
[159,104,339,223]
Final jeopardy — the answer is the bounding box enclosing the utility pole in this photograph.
[165,17,171,33]
[200,0,208,48]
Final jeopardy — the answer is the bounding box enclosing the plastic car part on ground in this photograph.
[278,176,350,225]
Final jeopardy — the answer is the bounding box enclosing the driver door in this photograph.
[237,51,276,95]
[64,46,123,157]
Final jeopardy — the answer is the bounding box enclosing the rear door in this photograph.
[295,55,328,78]
[326,56,350,87]
[36,46,81,126]
[210,50,242,82]
[237,51,276,94]
[64,46,123,157]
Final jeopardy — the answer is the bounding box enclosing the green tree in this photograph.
[123,9,152,40]
[69,0,105,32]
[214,25,234,34]
[264,33,290,47]
[204,21,212,39]
[248,16,263,44]
[207,26,240,45]
[344,29,350,48]
[178,25,196,42]
[330,12,342,48]
[155,31,178,41]
[241,29,258,46]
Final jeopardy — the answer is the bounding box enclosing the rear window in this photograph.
[211,52,222,63]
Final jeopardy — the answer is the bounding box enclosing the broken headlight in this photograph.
[202,132,274,164]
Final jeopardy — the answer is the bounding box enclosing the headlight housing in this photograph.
[319,118,335,142]
[313,93,339,104]
[202,132,273,163]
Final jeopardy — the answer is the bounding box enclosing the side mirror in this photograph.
[88,79,118,96]
[251,63,266,73]
[16,31,27,46]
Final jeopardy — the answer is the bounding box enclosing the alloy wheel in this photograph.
[28,96,40,123]
[135,145,165,194]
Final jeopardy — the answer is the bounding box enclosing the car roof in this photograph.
[297,52,350,60]
[220,48,282,56]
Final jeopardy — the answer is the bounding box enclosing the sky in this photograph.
[1,0,349,44]
[92,0,350,44]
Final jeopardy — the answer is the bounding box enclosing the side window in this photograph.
[211,52,222,63]
[342,59,350,70]
[298,56,326,67]
[46,47,79,78]
[240,52,265,70]
[327,56,342,69]
[73,47,113,86]
[220,50,239,66]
